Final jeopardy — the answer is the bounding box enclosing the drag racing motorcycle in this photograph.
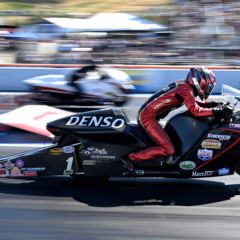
[23,65,135,107]
[0,84,240,181]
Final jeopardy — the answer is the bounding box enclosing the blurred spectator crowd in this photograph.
[1,0,240,66]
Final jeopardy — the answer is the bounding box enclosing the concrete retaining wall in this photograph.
[0,65,239,94]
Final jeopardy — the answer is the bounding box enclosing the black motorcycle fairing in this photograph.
[164,112,212,157]
[78,141,135,176]
[190,122,240,172]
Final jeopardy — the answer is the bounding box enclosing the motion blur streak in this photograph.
[0,175,240,239]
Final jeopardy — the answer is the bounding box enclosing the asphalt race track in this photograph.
[0,174,240,240]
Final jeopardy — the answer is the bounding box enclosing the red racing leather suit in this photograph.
[129,80,214,161]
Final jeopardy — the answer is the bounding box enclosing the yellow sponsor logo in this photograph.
[50,148,63,155]
[201,139,221,149]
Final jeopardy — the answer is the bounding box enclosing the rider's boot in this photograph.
[164,155,176,165]
[121,155,136,177]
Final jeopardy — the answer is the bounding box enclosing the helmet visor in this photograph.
[205,80,215,98]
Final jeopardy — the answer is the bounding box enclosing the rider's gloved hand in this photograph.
[223,105,234,120]
[207,101,221,107]
[213,105,233,121]
[213,106,225,120]
[208,101,228,107]
[218,101,230,107]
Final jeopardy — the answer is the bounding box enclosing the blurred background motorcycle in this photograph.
[23,65,135,108]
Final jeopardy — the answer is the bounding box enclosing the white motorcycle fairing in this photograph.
[23,66,135,106]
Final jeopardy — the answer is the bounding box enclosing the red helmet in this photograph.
[186,67,216,100]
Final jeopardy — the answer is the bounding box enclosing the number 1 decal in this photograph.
[64,157,74,175]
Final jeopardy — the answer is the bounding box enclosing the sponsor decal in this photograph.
[4,160,14,170]
[23,171,37,177]
[80,147,115,159]
[135,170,145,175]
[154,99,172,111]
[197,149,213,161]
[50,148,63,155]
[229,123,240,129]
[21,167,45,171]
[15,159,24,168]
[91,155,116,159]
[0,160,45,177]
[218,168,230,176]
[0,168,7,176]
[82,150,91,156]
[207,133,230,141]
[87,147,94,151]
[179,161,196,170]
[66,115,125,129]
[91,148,108,155]
[192,171,213,177]
[62,146,75,154]
[83,160,97,166]
[10,167,22,176]
[63,169,73,175]
[162,86,170,91]
[201,139,221,149]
